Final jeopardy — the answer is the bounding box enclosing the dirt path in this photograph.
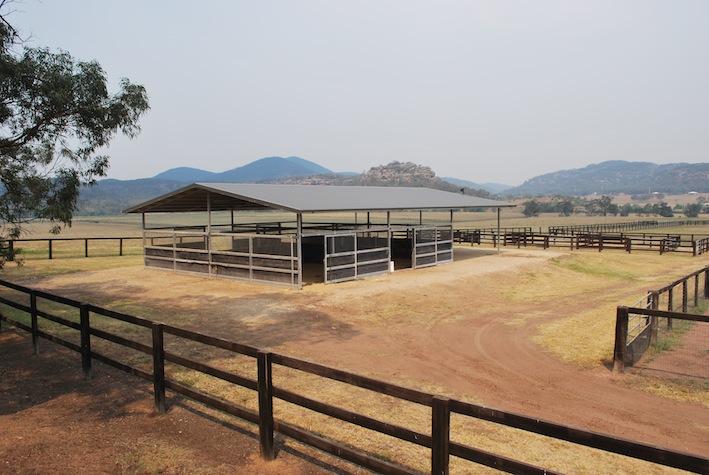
[5,247,709,461]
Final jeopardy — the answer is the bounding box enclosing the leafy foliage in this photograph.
[684,203,702,218]
[0,8,149,238]
[522,200,540,217]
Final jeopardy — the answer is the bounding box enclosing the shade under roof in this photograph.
[124,183,514,214]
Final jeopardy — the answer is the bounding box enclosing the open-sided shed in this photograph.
[126,183,513,287]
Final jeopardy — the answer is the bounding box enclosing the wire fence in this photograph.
[614,266,709,382]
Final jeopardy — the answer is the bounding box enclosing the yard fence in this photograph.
[613,266,709,373]
[549,219,709,235]
[0,278,706,474]
[0,236,143,261]
[455,229,709,255]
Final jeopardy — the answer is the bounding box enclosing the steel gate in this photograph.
[324,229,391,283]
[413,225,453,268]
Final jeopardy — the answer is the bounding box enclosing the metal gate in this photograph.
[324,229,390,283]
[413,225,453,268]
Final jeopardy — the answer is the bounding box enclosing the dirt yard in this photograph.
[1,246,708,472]
[0,331,346,475]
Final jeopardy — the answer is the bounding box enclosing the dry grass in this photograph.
[0,247,706,473]
[15,212,709,238]
[534,252,707,368]
[620,376,709,408]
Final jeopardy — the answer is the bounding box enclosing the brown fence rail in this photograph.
[549,219,709,235]
[613,266,709,372]
[0,236,143,261]
[0,278,707,474]
[456,229,709,255]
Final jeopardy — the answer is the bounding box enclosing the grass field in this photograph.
[1,235,708,473]
[10,211,709,238]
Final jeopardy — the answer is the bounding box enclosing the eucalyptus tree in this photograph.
[0,5,149,242]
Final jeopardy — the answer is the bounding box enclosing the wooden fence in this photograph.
[0,236,143,261]
[549,219,709,235]
[613,266,709,372]
[0,278,706,474]
[456,229,709,255]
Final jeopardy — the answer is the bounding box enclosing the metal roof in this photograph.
[124,183,514,214]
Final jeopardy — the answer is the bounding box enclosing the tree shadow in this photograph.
[0,330,151,416]
[1,328,364,474]
[25,278,360,352]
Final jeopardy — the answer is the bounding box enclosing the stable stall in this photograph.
[125,183,512,288]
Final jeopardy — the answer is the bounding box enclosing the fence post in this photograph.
[48,239,53,259]
[84,238,88,258]
[667,287,673,312]
[257,351,275,460]
[613,306,629,372]
[431,396,450,475]
[151,323,166,413]
[705,269,709,298]
[30,292,39,354]
[8,240,14,261]
[682,279,688,313]
[651,291,659,310]
[694,274,700,307]
[79,304,92,379]
[119,238,123,256]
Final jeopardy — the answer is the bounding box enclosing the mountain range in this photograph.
[76,157,709,215]
[152,156,333,182]
[505,161,709,196]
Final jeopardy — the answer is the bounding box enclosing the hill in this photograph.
[277,162,492,197]
[153,156,331,182]
[77,178,186,215]
[76,160,491,215]
[442,177,513,194]
[505,161,709,196]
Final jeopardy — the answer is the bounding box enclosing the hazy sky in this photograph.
[9,0,709,185]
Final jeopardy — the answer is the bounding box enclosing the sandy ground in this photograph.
[1,246,708,472]
[0,331,339,475]
[633,323,709,380]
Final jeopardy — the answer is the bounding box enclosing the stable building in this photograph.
[125,183,512,287]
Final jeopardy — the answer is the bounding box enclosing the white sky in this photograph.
[10,0,709,185]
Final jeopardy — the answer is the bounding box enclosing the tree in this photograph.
[654,202,673,217]
[558,200,574,217]
[0,6,149,240]
[684,203,702,218]
[522,200,540,217]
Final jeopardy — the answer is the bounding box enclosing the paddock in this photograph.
[126,183,512,287]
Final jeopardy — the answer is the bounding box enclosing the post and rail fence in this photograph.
[549,219,709,235]
[455,229,709,255]
[0,236,143,261]
[0,278,706,474]
[613,266,709,372]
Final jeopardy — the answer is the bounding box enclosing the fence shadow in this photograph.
[0,330,151,416]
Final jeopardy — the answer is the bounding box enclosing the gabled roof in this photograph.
[124,183,514,214]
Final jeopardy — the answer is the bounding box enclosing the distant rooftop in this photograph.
[125,183,513,214]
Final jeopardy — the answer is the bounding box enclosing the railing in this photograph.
[143,230,299,287]
[695,237,709,256]
[549,219,709,235]
[454,229,708,255]
[613,266,709,372]
[0,278,707,474]
[0,236,143,261]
